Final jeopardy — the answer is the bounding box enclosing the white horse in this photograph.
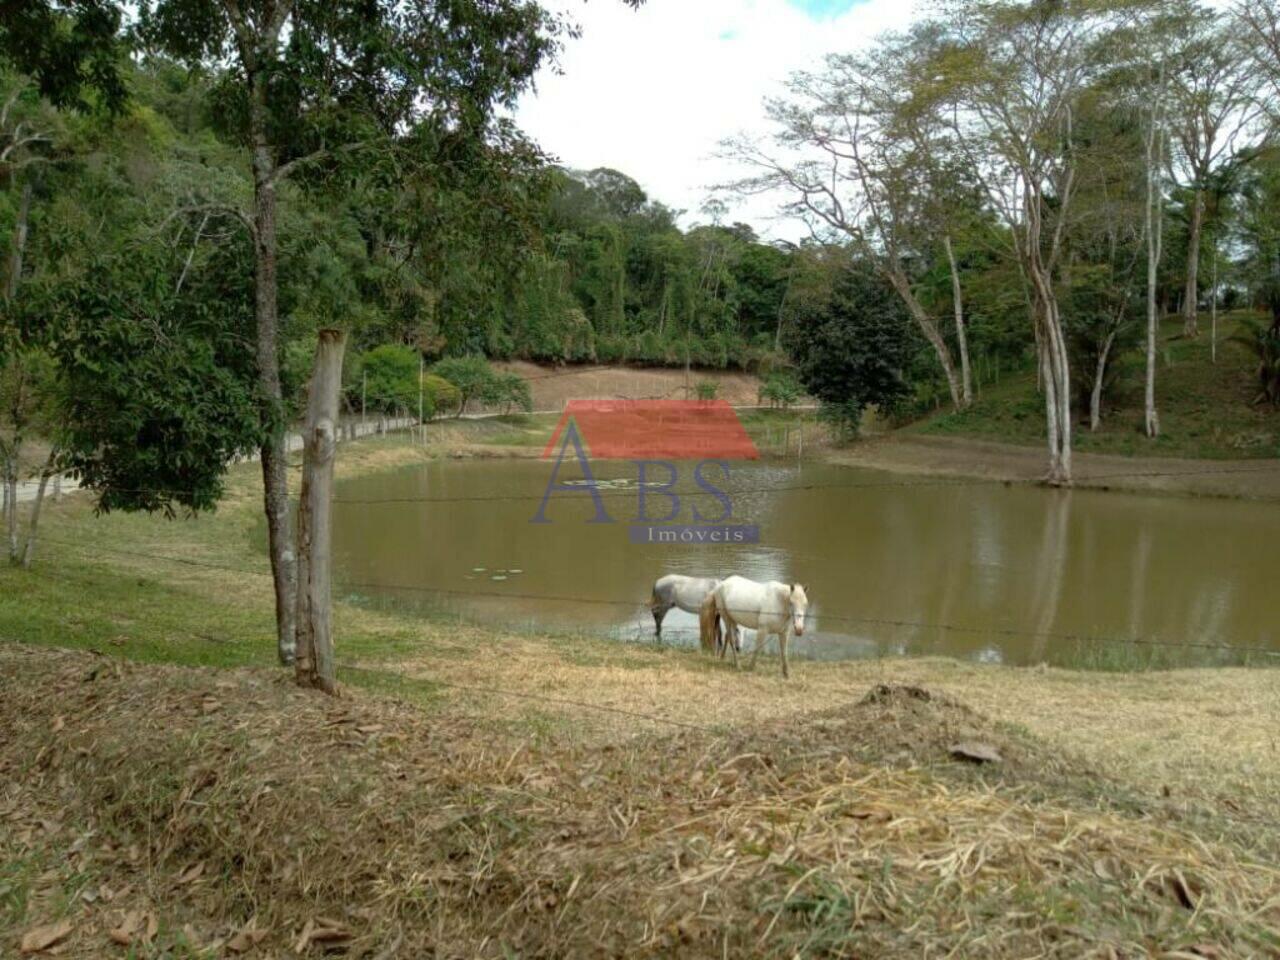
[711,576,809,678]
[650,575,722,640]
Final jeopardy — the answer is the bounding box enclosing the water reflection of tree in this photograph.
[1029,491,1072,663]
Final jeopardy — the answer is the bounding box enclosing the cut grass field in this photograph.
[3,434,1279,957]
[914,313,1280,461]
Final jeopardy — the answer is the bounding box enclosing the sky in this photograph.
[515,0,923,242]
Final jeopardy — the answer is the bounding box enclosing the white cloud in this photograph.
[515,0,922,241]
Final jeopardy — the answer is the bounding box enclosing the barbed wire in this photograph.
[34,534,1276,659]
[17,563,1280,840]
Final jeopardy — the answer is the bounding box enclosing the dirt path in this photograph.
[835,433,1280,500]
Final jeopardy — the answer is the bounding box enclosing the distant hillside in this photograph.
[911,313,1280,460]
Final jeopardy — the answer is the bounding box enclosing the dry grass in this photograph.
[4,647,1279,959]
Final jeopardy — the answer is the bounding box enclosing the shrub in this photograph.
[431,357,532,417]
[422,374,461,418]
[493,371,533,414]
[695,380,720,402]
[760,371,802,409]
[431,356,496,417]
[356,344,425,417]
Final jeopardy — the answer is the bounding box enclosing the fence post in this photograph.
[294,328,347,694]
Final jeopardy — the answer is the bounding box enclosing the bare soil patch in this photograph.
[492,361,764,411]
[836,434,1280,500]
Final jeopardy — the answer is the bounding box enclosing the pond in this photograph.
[332,458,1279,669]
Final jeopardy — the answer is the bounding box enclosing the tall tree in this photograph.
[727,38,974,411]
[1165,3,1267,337]
[133,0,579,666]
[935,0,1110,485]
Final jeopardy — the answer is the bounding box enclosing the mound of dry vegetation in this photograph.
[3,646,1278,959]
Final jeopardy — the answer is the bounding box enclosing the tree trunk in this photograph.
[1039,296,1073,485]
[5,181,32,301]
[250,80,297,666]
[4,463,16,563]
[884,266,964,411]
[1182,188,1203,338]
[20,451,56,569]
[943,235,973,407]
[1144,96,1165,440]
[1090,330,1117,432]
[294,329,347,694]
[1210,232,1219,364]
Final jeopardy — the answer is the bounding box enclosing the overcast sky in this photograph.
[515,0,923,242]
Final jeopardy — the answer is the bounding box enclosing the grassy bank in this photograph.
[3,434,1279,957]
[914,313,1280,460]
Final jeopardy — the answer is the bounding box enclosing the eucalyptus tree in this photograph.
[1062,82,1147,431]
[932,0,1117,484]
[726,33,974,411]
[1163,2,1268,337]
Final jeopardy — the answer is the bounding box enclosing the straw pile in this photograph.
[2,646,1277,958]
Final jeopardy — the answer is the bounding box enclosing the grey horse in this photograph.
[650,574,722,641]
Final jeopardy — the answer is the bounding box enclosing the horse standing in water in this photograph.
[650,575,722,641]
[704,576,809,679]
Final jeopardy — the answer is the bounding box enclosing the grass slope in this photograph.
[915,314,1280,460]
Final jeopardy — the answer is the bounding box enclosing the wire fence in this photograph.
[19,553,1280,839]
[33,532,1279,662]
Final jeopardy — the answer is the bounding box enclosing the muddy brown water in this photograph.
[332,459,1279,668]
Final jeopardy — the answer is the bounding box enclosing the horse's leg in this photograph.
[652,604,669,640]
[725,618,741,669]
[780,630,791,680]
[722,622,738,661]
[749,629,765,670]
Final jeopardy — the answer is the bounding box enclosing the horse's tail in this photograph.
[698,593,720,654]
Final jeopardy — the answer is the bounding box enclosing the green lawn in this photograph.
[913,313,1280,460]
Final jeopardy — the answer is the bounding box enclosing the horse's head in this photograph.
[789,584,809,636]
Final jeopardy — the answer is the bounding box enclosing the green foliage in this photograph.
[1229,318,1280,407]
[432,356,500,416]
[422,374,462,418]
[787,263,916,439]
[760,371,803,409]
[493,372,533,414]
[694,380,719,402]
[48,252,262,515]
[357,345,425,417]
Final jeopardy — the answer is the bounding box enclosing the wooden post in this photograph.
[294,329,347,694]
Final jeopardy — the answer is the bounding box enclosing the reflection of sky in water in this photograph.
[332,459,1278,669]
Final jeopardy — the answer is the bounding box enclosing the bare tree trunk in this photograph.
[1183,188,1203,338]
[884,267,964,411]
[1146,168,1167,440]
[20,450,56,569]
[1041,299,1073,485]
[1210,233,1219,364]
[943,235,973,407]
[5,181,31,301]
[4,463,16,562]
[1090,330,1117,432]
[294,329,347,694]
[250,80,297,666]
[1144,92,1165,440]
